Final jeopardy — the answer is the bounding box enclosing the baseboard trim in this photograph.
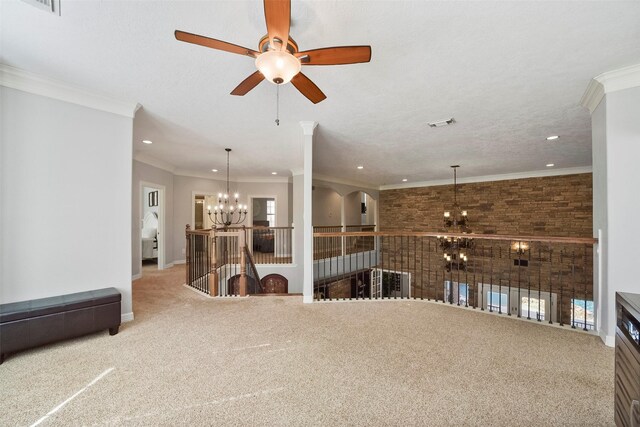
[173,259,186,265]
[131,273,141,281]
[121,312,134,323]
[164,263,174,269]
[600,331,615,347]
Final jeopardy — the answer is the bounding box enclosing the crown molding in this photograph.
[174,170,290,183]
[235,176,290,184]
[313,174,379,191]
[290,168,304,176]
[173,170,231,181]
[0,64,140,118]
[581,63,640,113]
[580,79,605,114]
[379,166,593,190]
[134,154,291,183]
[299,121,318,136]
[133,153,176,173]
[596,63,640,93]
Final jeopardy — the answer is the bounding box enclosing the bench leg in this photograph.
[109,326,119,336]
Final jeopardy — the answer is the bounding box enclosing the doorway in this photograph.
[192,192,218,230]
[250,197,276,258]
[140,182,165,274]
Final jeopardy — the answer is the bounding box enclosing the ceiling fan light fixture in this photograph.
[255,50,301,85]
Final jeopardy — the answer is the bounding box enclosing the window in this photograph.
[445,281,468,305]
[487,291,508,313]
[521,296,545,321]
[266,200,276,227]
[479,284,557,322]
[571,299,595,330]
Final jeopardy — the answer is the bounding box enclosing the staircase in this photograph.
[185,225,289,297]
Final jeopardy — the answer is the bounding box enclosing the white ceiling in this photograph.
[2,0,640,186]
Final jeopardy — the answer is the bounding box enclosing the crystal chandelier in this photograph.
[439,165,473,271]
[207,148,247,227]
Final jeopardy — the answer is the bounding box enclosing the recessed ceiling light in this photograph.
[357,166,364,169]
[402,178,408,182]
[546,163,555,167]
[142,140,153,144]
[546,135,559,141]
[271,172,277,175]
[211,169,218,172]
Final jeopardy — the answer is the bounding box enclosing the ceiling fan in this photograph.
[175,0,371,104]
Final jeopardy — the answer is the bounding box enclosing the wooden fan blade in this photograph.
[291,73,326,104]
[175,30,258,57]
[263,0,290,50]
[230,71,265,96]
[297,46,372,65]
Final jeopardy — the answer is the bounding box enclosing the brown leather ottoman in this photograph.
[0,288,121,364]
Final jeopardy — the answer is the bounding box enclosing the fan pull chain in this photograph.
[275,84,280,126]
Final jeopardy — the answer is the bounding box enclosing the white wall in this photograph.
[363,193,376,225]
[344,192,362,226]
[252,198,269,222]
[171,175,291,262]
[312,178,379,200]
[312,179,379,228]
[172,175,228,262]
[292,174,304,293]
[238,181,290,228]
[600,87,640,343]
[1,87,133,316]
[591,98,608,343]
[312,187,342,226]
[132,160,174,276]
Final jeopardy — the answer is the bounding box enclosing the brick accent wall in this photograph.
[377,173,594,325]
[379,173,592,237]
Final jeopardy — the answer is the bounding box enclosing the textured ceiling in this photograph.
[2,1,640,185]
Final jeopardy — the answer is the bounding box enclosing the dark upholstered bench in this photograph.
[0,288,121,364]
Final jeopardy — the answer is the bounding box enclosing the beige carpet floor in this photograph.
[1,265,614,426]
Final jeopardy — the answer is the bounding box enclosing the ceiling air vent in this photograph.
[20,0,60,15]
[428,118,455,128]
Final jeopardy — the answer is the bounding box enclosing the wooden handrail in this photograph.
[220,226,294,230]
[186,226,293,235]
[313,231,597,245]
[186,229,212,235]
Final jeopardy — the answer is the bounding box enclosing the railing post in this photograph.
[185,224,190,287]
[240,244,247,296]
[238,230,247,296]
[209,229,218,297]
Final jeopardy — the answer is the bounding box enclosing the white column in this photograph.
[300,121,318,303]
[291,172,303,279]
[340,196,346,256]
[581,63,640,346]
